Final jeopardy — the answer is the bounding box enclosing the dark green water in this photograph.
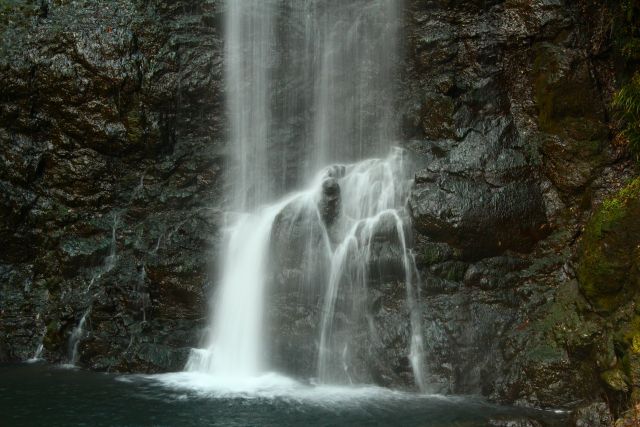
[0,364,567,427]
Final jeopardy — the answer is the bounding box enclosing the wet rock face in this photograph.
[570,402,613,427]
[403,0,630,410]
[266,194,416,387]
[0,0,634,417]
[266,200,328,378]
[0,0,226,371]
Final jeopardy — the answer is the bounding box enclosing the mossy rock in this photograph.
[42,319,63,350]
[577,177,640,312]
[601,368,631,392]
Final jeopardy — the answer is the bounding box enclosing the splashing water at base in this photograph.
[186,0,424,394]
[187,149,425,391]
[26,344,44,364]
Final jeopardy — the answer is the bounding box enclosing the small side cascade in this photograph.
[27,343,44,364]
[136,264,150,323]
[26,315,46,363]
[405,251,426,392]
[104,214,119,273]
[66,212,120,366]
[68,308,90,366]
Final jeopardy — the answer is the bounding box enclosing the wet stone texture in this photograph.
[401,0,637,415]
[0,0,226,372]
[0,0,638,423]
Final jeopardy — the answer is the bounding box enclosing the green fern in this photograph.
[611,0,640,162]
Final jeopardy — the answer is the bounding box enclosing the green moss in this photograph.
[526,342,566,363]
[0,0,41,26]
[42,319,62,348]
[439,261,468,282]
[122,92,146,144]
[577,177,640,312]
[43,277,62,290]
[419,242,458,266]
[601,369,631,392]
[611,0,640,161]
[125,110,143,143]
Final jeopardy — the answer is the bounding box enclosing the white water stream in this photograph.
[185,0,425,391]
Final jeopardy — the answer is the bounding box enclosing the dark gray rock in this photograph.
[318,178,341,227]
[0,0,225,371]
[0,0,634,423]
[488,418,544,427]
[402,0,626,412]
[570,402,613,427]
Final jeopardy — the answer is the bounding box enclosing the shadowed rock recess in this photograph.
[0,0,637,422]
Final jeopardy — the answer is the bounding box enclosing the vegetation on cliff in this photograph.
[574,177,640,420]
[577,177,640,312]
[612,0,640,162]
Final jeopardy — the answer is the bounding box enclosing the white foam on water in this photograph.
[142,371,430,406]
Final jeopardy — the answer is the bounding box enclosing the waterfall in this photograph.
[226,0,276,209]
[225,0,401,206]
[186,0,424,390]
[68,308,90,366]
[27,343,44,363]
[66,212,118,367]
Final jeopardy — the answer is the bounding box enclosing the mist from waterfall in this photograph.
[186,0,425,391]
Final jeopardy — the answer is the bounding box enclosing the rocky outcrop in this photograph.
[0,0,225,371]
[402,0,637,416]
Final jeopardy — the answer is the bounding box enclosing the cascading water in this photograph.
[186,0,425,391]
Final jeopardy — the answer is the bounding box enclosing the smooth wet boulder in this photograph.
[409,118,549,259]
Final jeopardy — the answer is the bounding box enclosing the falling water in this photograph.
[187,0,424,389]
[226,0,401,207]
[186,201,293,377]
[68,308,90,366]
[66,212,119,366]
[27,343,44,363]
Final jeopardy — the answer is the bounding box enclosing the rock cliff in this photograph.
[1,0,637,423]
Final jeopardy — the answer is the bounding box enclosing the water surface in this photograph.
[0,364,567,426]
